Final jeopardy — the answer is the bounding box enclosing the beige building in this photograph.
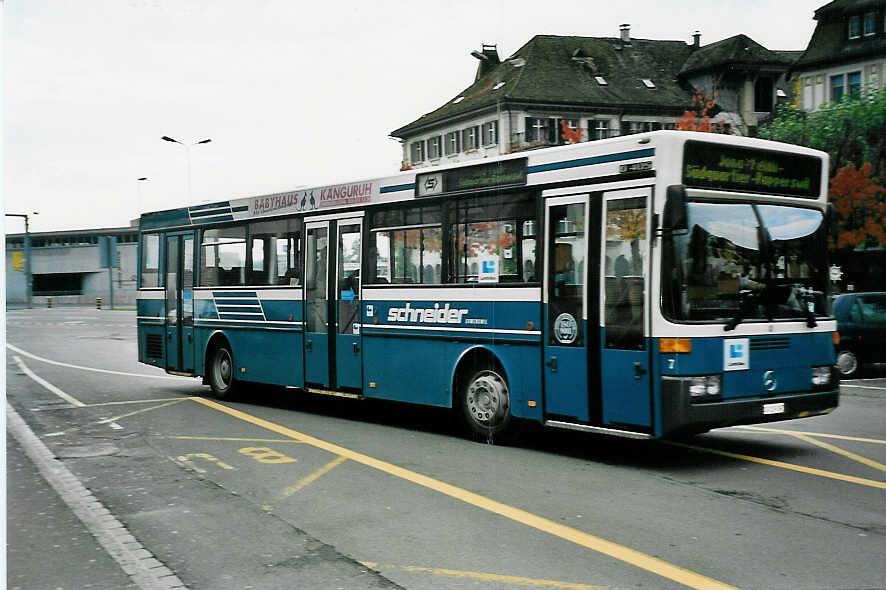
[792,0,886,110]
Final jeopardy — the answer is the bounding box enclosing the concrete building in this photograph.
[792,0,886,110]
[5,225,139,307]
[390,25,798,168]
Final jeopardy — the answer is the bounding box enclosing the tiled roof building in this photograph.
[391,26,797,169]
[791,0,886,110]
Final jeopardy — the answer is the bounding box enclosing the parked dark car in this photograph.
[832,292,886,377]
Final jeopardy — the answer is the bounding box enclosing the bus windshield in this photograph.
[662,201,829,324]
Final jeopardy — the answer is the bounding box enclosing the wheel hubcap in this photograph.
[466,371,508,426]
[836,351,857,375]
[216,350,232,387]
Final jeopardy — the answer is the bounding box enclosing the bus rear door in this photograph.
[164,231,196,374]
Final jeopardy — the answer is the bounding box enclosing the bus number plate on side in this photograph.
[763,402,785,415]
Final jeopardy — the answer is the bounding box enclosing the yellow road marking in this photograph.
[164,435,306,444]
[281,456,347,499]
[736,425,886,445]
[239,446,297,464]
[193,397,736,590]
[666,441,886,490]
[788,433,886,475]
[361,561,612,589]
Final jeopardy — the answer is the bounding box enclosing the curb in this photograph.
[6,403,189,590]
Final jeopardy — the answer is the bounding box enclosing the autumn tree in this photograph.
[559,119,584,144]
[674,91,728,134]
[828,163,886,251]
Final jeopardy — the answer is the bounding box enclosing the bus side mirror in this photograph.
[662,185,688,232]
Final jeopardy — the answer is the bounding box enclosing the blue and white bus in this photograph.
[137,130,839,439]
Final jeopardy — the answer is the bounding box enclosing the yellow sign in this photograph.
[12,251,24,271]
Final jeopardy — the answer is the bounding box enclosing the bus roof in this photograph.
[139,131,828,231]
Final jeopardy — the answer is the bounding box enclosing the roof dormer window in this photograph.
[849,15,861,39]
[595,76,608,86]
[642,79,655,88]
[863,11,875,36]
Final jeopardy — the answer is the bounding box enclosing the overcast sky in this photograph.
[2,0,824,233]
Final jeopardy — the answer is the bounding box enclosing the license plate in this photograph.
[763,402,785,415]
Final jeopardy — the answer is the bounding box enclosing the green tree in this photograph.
[758,86,886,176]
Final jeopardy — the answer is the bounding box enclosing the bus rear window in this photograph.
[140,233,161,287]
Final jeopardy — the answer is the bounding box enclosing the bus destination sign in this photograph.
[682,140,821,198]
[415,158,527,197]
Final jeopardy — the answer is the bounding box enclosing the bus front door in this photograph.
[304,222,331,387]
[600,190,652,429]
[164,231,196,374]
[543,195,594,422]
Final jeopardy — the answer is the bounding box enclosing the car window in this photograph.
[849,299,864,322]
[858,295,886,323]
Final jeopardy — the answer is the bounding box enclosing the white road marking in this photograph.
[7,403,189,590]
[841,383,886,391]
[6,342,189,380]
[13,355,85,407]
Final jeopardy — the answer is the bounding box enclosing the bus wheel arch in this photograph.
[452,347,512,438]
[205,332,238,399]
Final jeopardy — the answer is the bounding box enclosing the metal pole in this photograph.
[24,215,32,309]
[108,265,114,310]
[185,144,192,201]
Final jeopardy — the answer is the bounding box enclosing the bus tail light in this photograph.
[832,332,839,346]
[660,338,692,353]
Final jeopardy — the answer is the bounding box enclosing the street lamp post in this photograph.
[5,212,38,308]
[136,177,149,216]
[161,136,212,201]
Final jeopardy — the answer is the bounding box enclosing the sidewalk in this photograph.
[6,432,138,590]
[6,404,188,590]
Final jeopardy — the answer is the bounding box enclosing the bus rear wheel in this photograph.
[460,369,511,439]
[209,343,238,399]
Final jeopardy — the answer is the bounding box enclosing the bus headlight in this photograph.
[687,375,722,398]
[811,366,832,387]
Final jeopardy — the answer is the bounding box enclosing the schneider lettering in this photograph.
[387,302,471,324]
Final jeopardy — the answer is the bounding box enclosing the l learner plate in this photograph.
[763,402,785,415]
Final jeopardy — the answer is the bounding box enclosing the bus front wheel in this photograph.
[460,369,511,439]
[209,343,238,399]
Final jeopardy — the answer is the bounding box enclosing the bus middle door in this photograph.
[335,219,363,390]
[304,221,331,387]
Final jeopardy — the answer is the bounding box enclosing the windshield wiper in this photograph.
[724,289,754,331]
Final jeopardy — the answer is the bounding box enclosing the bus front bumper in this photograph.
[660,383,840,438]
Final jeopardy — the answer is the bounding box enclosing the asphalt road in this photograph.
[6,308,886,590]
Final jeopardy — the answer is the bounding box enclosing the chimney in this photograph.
[471,44,500,81]
[692,31,701,49]
[619,24,631,45]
